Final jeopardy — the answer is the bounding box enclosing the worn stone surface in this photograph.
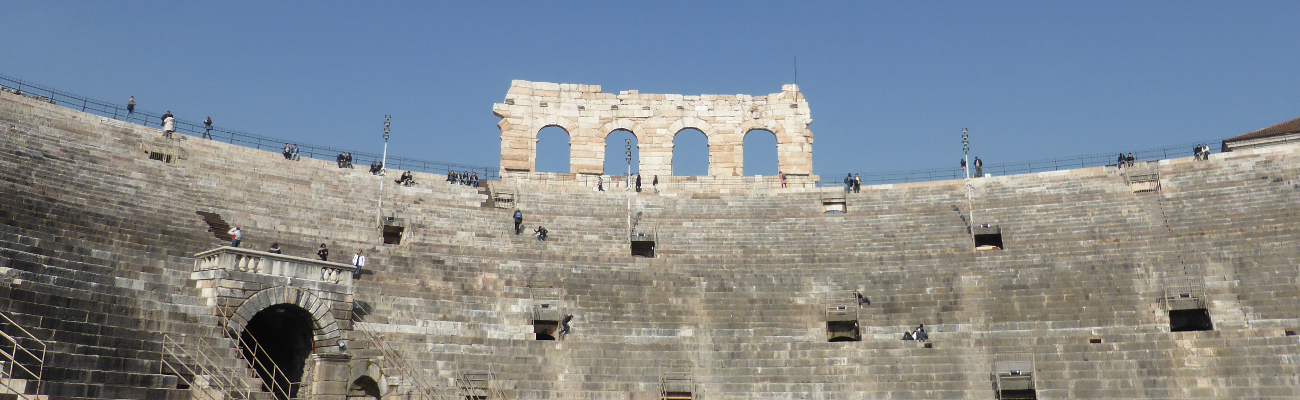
[494,80,815,177]
[5,89,1300,400]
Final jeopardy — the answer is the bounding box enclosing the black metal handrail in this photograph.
[0,74,499,180]
[824,140,1219,186]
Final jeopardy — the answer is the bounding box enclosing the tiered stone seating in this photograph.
[5,89,1300,399]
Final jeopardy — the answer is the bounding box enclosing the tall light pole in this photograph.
[626,139,632,237]
[963,128,975,246]
[377,115,391,227]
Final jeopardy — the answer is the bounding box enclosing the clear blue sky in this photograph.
[4,1,1298,177]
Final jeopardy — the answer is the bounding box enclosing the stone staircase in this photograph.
[6,87,1300,399]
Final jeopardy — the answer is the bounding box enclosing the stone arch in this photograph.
[348,375,382,399]
[597,118,645,141]
[227,286,343,352]
[730,120,789,177]
[597,119,646,175]
[667,118,717,176]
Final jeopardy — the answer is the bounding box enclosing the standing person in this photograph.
[844,173,852,193]
[854,289,868,307]
[960,158,967,170]
[974,157,983,177]
[162,115,176,139]
[597,176,604,192]
[653,175,658,193]
[779,171,786,188]
[161,111,173,125]
[351,250,366,279]
[127,96,135,115]
[203,116,213,139]
[635,174,642,192]
[853,174,862,193]
[227,226,242,247]
[513,209,523,235]
[317,243,329,261]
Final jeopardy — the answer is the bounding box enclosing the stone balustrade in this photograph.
[193,246,356,286]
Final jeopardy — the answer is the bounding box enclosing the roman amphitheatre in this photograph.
[2,75,1299,400]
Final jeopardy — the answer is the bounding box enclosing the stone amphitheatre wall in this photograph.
[3,91,1300,399]
[494,80,814,178]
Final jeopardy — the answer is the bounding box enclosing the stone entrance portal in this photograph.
[494,81,814,178]
[242,304,315,399]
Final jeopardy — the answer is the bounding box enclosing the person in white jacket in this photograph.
[227,226,241,247]
[163,116,176,139]
[351,250,366,279]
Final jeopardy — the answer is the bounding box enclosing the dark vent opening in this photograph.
[1169,308,1214,332]
[1089,338,1102,344]
[382,225,404,245]
[534,321,558,341]
[1286,330,1296,336]
[631,241,655,258]
[149,151,173,163]
[974,232,1003,250]
[826,321,861,342]
[997,389,1037,400]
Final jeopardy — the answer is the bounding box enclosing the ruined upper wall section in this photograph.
[493,80,813,177]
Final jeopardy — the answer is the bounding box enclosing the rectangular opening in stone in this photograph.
[823,201,846,214]
[149,151,173,163]
[1287,330,1296,336]
[663,392,693,400]
[382,224,404,245]
[533,320,559,340]
[824,304,860,342]
[1089,338,1102,344]
[631,240,655,258]
[973,225,1003,250]
[1168,308,1214,332]
[994,353,1036,400]
[825,320,861,342]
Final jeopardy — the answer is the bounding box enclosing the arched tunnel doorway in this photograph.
[348,376,382,399]
[241,303,316,399]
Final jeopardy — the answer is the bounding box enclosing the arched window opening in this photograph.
[535,126,571,173]
[673,128,709,176]
[743,129,778,176]
[241,304,315,400]
[604,129,639,177]
[348,376,382,399]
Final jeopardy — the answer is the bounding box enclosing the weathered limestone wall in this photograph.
[493,80,814,177]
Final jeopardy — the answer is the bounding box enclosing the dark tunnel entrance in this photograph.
[241,303,315,399]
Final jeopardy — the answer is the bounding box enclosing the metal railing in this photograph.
[350,310,453,400]
[824,140,1220,186]
[0,74,498,180]
[161,333,251,400]
[0,311,46,400]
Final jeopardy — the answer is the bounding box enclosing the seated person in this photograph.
[369,161,384,175]
[337,153,347,168]
[395,171,415,186]
[447,171,455,183]
[470,172,479,187]
[268,242,282,254]
[534,226,548,241]
[912,324,928,341]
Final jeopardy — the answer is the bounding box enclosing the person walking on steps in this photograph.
[597,176,604,192]
[228,226,242,247]
[560,314,573,336]
[351,250,366,279]
[653,175,659,193]
[317,243,329,261]
[854,289,869,307]
[853,174,862,193]
[513,209,523,235]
